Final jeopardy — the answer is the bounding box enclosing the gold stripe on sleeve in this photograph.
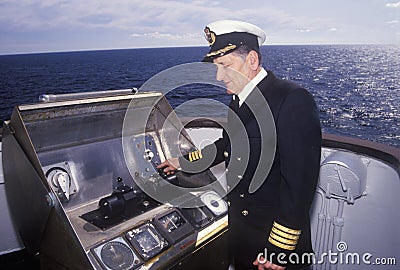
[269,232,298,246]
[268,236,296,251]
[271,227,300,241]
[273,222,301,236]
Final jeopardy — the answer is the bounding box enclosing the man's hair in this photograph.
[232,45,262,66]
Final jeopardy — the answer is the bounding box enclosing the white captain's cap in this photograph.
[203,20,267,62]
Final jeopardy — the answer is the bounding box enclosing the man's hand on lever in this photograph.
[157,158,180,175]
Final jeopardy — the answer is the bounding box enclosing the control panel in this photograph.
[90,197,227,269]
[7,91,229,270]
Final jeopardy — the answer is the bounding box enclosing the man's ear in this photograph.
[247,50,259,70]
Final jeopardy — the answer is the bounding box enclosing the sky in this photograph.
[0,0,399,55]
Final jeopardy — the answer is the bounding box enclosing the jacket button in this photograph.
[237,157,241,161]
[224,151,229,157]
[241,210,249,216]
[240,193,245,198]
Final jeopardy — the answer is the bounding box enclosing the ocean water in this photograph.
[0,45,399,147]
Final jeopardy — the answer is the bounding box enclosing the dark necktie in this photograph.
[229,95,240,112]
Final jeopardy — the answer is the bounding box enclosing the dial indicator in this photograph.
[92,237,142,270]
[125,223,169,261]
[200,191,228,217]
[159,211,186,232]
[153,209,195,244]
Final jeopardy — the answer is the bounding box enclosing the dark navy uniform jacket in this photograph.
[181,70,321,269]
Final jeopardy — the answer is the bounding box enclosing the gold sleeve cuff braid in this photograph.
[268,222,302,251]
[271,227,300,241]
[188,150,203,162]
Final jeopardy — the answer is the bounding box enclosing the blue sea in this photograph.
[0,45,399,148]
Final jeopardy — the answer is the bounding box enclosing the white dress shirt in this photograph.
[235,67,268,107]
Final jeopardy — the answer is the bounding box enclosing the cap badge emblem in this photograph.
[204,27,216,46]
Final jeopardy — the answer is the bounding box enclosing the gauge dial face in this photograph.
[93,237,142,270]
[200,191,228,217]
[135,229,160,252]
[159,211,186,232]
[153,209,195,244]
[101,242,133,270]
[46,168,71,189]
[125,223,169,260]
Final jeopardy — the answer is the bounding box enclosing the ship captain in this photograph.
[158,20,322,270]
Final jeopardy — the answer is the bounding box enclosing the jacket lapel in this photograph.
[235,71,277,124]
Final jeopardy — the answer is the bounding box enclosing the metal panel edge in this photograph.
[18,92,162,111]
[9,108,49,188]
[2,122,52,254]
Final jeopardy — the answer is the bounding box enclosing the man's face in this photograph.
[213,53,252,95]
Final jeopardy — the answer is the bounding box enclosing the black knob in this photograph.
[157,168,168,179]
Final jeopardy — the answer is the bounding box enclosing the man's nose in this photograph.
[216,65,225,81]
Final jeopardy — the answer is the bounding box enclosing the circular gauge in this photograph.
[45,167,72,201]
[100,241,136,270]
[153,209,194,244]
[46,167,71,189]
[159,211,186,232]
[200,191,228,217]
[125,223,169,260]
[135,229,160,252]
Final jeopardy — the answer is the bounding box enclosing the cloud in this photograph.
[6,0,389,52]
[386,1,400,8]
[0,0,342,53]
[387,20,399,24]
[0,0,335,34]
[296,29,311,33]
[130,32,201,40]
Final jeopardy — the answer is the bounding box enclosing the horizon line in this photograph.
[1,43,398,57]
